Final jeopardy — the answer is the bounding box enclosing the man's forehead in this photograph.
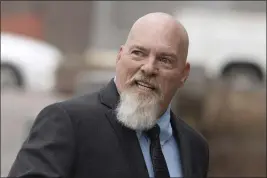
[124,13,189,59]
[128,43,179,56]
[127,24,182,48]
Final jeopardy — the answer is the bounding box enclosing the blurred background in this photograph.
[1,1,266,177]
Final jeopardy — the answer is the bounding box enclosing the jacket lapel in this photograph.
[170,111,194,178]
[100,79,149,178]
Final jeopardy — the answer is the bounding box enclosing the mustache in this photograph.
[129,73,159,90]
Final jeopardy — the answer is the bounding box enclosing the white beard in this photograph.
[115,87,162,130]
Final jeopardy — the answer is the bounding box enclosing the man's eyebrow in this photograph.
[130,45,148,51]
[159,51,178,60]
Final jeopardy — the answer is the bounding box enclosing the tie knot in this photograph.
[146,124,160,141]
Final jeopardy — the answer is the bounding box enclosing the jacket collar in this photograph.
[99,78,120,109]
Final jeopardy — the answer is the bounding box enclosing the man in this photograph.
[9,12,209,178]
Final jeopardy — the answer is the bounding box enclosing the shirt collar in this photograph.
[136,105,173,146]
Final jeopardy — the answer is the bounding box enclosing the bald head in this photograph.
[125,12,189,61]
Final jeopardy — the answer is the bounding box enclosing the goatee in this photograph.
[115,86,162,130]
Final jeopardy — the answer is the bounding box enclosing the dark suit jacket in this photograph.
[8,79,209,178]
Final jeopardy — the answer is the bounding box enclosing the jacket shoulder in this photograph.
[58,90,105,113]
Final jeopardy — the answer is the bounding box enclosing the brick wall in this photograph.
[1,12,44,40]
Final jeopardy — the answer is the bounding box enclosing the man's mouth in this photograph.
[135,80,155,91]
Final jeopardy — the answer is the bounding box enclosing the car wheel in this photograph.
[222,66,262,91]
[1,65,22,91]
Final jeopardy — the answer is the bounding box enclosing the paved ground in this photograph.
[1,90,68,176]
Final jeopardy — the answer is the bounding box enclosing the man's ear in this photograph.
[180,62,190,85]
[116,45,124,64]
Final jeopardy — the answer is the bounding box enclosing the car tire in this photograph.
[1,65,23,91]
[222,66,262,91]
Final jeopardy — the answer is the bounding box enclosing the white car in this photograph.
[174,8,266,90]
[1,32,63,92]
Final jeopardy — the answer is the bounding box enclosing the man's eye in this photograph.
[159,57,171,64]
[132,50,143,56]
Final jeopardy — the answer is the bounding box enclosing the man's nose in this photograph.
[140,57,158,75]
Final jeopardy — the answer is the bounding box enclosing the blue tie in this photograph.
[146,124,170,178]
